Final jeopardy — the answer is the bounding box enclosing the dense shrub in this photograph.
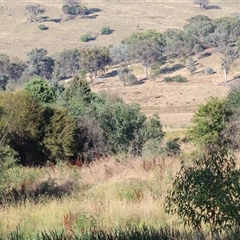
[80,34,92,42]
[101,26,111,35]
[127,73,137,85]
[43,107,77,163]
[205,67,214,75]
[0,91,46,165]
[76,115,107,162]
[23,77,56,104]
[163,75,187,83]
[164,140,181,156]
[62,4,88,16]
[38,24,48,30]
[117,66,137,86]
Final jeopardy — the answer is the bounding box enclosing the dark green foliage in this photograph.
[163,28,188,58]
[8,225,240,239]
[62,4,87,16]
[0,91,45,165]
[25,48,54,80]
[0,72,9,91]
[60,73,97,112]
[214,17,240,43]
[165,147,240,237]
[76,115,106,162]
[137,114,165,156]
[184,15,216,48]
[53,49,80,80]
[188,97,233,147]
[38,24,48,30]
[227,87,240,110]
[101,26,111,35]
[122,30,165,78]
[80,34,92,42]
[93,100,147,154]
[122,30,165,46]
[58,73,164,156]
[23,77,56,104]
[43,107,77,163]
[164,140,181,156]
[163,75,187,83]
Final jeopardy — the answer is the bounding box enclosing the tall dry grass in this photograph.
[0,154,186,237]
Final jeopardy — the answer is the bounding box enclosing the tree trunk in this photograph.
[223,67,228,82]
[144,65,149,79]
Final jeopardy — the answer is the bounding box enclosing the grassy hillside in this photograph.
[0,1,239,129]
[0,0,239,59]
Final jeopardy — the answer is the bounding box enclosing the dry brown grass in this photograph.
[0,0,239,59]
[91,54,232,128]
[0,155,184,236]
[0,0,239,129]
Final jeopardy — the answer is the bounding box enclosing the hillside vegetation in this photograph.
[1,0,240,239]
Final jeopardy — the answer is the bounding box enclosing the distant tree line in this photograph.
[0,14,239,166]
[1,14,240,91]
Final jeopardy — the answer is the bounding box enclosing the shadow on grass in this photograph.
[133,78,148,85]
[160,64,185,74]
[86,8,101,15]
[5,179,80,204]
[40,16,62,23]
[103,70,118,78]
[206,5,221,10]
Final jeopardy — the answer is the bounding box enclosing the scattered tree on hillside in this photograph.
[122,30,165,46]
[184,15,215,48]
[130,40,163,78]
[163,29,187,58]
[25,48,54,80]
[117,66,137,86]
[25,4,45,23]
[80,47,110,81]
[62,0,87,16]
[214,17,240,43]
[219,44,238,82]
[53,49,81,80]
[110,44,131,65]
[0,54,25,90]
[193,0,209,9]
[187,57,196,75]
